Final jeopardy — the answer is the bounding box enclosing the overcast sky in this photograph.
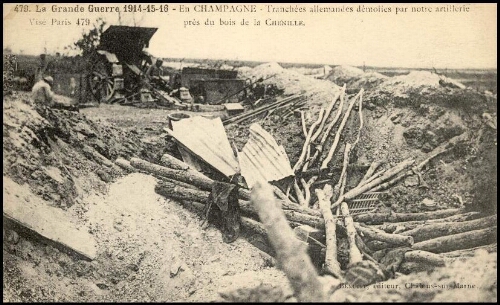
[3,3,497,69]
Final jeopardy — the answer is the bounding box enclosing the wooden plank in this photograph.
[3,177,97,260]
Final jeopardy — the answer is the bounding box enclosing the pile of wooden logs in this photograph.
[114,84,496,288]
[116,154,497,282]
[223,94,304,126]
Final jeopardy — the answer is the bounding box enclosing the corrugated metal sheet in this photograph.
[168,116,239,177]
[239,123,294,188]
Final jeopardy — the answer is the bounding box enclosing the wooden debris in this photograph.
[304,85,346,170]
[250,182,326,302]
[400,214,497,242]
[316,185,343,279]
[82,144,123,173]
[412,226,497,253]
[341,202,363,265]
[293,108,325,172]
[321,89,363,170]
[353,208,465,225]
[3,177,97,261]
[357,161,382,187]
[130,157,214,192]
[374,211,483,233]
[404,250,446,266]
[223,95,302,126]
[354,223,414,247]
[311,91,342,143]
[115,158,136,173]
[441,243,497,258]
[332,158,415,209]
[333,143,352,201]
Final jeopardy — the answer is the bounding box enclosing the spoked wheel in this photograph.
[88,55,115,103]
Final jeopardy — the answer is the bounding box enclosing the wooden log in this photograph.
[293,179,307,206]
[401,215,497,243]
[321,89,363,169]
[350,89,364,148]
[316,185,343,278]
[294,108,325,172]
[399,262,435,274]
[303,85,346,170]
[155,180,256,217]
[412,227,497,253]
[354,223,414,247]
[365,240,393,252]
[355,233,373,255]
[131,157,214,191]
[368,172,407,193]
[334,143,352,201]
[250,181,326,302]
[160,153,195,170]
[115,158,137,173]
[360,168,386,187]
[374,212,483,233]
[301,178,312,206]
[403,250,446,266]
[341,202,363,264]
[224,95,301,125]
[300,111,307,137]
[353,208,465,225]
[311,91,342,143]
[82,144,123,173]
[332,158,415,209]
[357,161,382,187]
[158,154,253,200]
[441,243,497,258]
[155,179,326,230]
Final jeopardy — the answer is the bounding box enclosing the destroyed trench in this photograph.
[3,60,497,301]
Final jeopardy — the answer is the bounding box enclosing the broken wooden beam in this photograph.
[354,223,414,247]
[341,202,363,265]
[115,158,137,173]
[357,161,383,187]
[440,243,497,258]
[353,208,465,225]
[400,214,497,243]
[332,158,415,209]
[316,186,343,279]
[412,226,497,253]
[373,211,483,233]
[3,177,97,261]
[403,250,446,267]
[131,157,215,192]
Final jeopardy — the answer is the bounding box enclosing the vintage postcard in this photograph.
[3,3,497,302]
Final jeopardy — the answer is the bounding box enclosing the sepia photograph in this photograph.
[3,3,497,302]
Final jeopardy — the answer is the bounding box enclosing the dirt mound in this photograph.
[368,71,468,101]
[2,92,154,209]
[326,65,388,90]
[3,173,288,302]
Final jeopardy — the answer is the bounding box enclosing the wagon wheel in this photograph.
[88,55,115,103]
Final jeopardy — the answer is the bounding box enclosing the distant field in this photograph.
[6,53,497,94]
